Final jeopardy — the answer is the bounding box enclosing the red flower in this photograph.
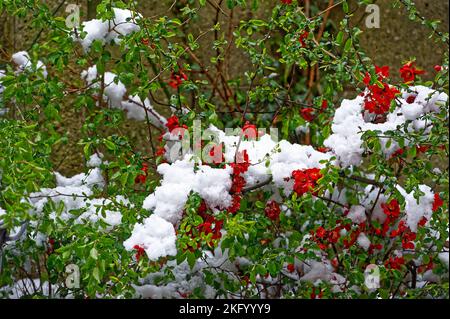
[166,115,180,132]
[401,230,416,250]
[416,144,429,153]
[155,146,166,157]
[385,256,405,270]
[418,257,434,274]
[281,0,293,4]
[133,245,146,261]
[321,100,328,110]
[381,199,401,220]
[432,193,443,212]
[300,107,314,122]
[418,216,428,227]
[331,257,339,268]
[134,162,149,184]
[47,238,56,254]
[406,95,417,104]
[317,146,330,153]
[140,38,149,46]
[375,65,390,78]
[363,66,399,115]
[168,70,188,89]
[434,65,442,72]
[299,31,309,47]
[265,200,281,221]
[390,148,405,159]
[287,263,295,273]
[228,194,242,214]
[292,168,322,196]
[316,226,327,239]
[242,121,258,140]
[399,62,425,83]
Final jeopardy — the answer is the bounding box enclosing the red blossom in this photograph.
[434,65,442,72]
[406,95,417,104]
[287,263,295,273]
[418,257,434,274]
[133,245,146,261]
[317,146,330,153]
[399,62,425,83]
[385,256,405,270]
[155,146,166,157]
[432,193,443,212]
[281,0,293,4]
[168,70,188,89]
[418,216,428,227]
[134,162,149,184]
[166,115,180,132]
[292,168,322,196]
[416,144,430,153]
[299,31,309,47]
[381,199,401,221]
[300,107,314,122]
[363,66,399,115]
[390,148,405,159]
[228,195,242,214]
[265,200,281,221]
[316,226,327,239]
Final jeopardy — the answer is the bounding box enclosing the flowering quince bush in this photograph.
[0,0,448,299]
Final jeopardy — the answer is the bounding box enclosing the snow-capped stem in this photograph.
[341,173,383,187]
[241,176,273,194]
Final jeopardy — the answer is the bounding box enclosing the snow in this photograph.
[0,278,57,298]
[397,184,435,232]
[86,153,103,168]
[123,214,177,260]
[24,168,128,231]
[54,167,105,189]
[11,51,47,78]
[143,157,233,224]
[76,8,141,52]
[357,232,371,251]
[81,65,166,125]
[347,205,367,224]
[438,252,449,268]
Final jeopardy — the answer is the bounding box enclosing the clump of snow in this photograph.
[123,214,177,260]
[397,184,435,232]
[76,8,141,52]
[87,153,103,168]
[143,157,233,224]
[357,232,371,250]
[347,205,367,224]
[81,65,166,126]
[54,167,105,189]
[324,86,448,167]
[11,51,47,78]
[25,169,127,230]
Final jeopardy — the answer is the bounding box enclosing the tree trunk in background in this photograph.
[87,0,101,19]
